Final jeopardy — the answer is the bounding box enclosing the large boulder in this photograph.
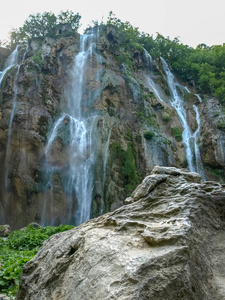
[16,166,225,299]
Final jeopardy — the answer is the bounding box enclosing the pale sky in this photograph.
[0,0,225,48]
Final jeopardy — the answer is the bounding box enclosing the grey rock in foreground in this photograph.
[16,166,225,300]
[0,225,11,237]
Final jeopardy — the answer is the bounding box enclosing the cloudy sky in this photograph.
[0,0,224,48]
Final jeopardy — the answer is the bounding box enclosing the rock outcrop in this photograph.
[16,166,225,300]
[0,224,10,237]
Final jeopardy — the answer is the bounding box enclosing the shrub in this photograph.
[144,131,154,140]
[162,115,170,123]
[0,224,74,297]
[171,127,182,142]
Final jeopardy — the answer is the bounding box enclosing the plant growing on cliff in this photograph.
[0,224,74,297]
[144,131,155,140]
[171,127,182,142]
[9,10,81,46]
[110,141,138,191]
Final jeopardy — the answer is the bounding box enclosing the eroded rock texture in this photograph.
[16,166,225,300]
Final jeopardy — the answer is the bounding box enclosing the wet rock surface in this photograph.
[16,166,225,300]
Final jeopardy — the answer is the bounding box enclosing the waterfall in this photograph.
[161,57,205,179]
[103,126,112,187]
[195,94,202,102]
[183,87,205,180]
[144,50,164,102]
[1,47,22,190]
[0,46,19,85]
[43,32,100,226]
[193,105,205,180]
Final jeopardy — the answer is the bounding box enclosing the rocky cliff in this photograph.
[15,166,225,300]
[0,25,225,229]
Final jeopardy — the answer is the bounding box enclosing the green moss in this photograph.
[110,141,137,191]
[111,142,125,160]
[171,127,182,142]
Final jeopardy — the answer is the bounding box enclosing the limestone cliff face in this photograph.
[0,26,224,228]
[0,34,80,228]
[16,167,225,300]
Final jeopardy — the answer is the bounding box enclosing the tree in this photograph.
[9,10,81,46]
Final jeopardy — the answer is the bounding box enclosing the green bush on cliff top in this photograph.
[0,224,74,297]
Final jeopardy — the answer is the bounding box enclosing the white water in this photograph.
[0,47,19,85]
[1,47,21,190]
[193,105,205,180]
[103,127,112,187]
[195,94,202,102]
[144,50,164,102]
[161,57,205,179]
[43,32,100,225]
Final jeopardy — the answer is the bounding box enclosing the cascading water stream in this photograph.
[43,32,99,226]
[0,46,19,86]
[161,57,205,179]
[0,47,22,190]
[193,105,205,180]
[144,50,164,102]
[181,87,205,180]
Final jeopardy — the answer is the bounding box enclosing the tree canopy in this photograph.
[99,13,225,104]
[6,11,225,103]
[9,10,81,46]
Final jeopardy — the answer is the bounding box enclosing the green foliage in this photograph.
[137,30,225,105]
[136,108,158,128]
[9,10,81,46]
[171,127,182,141]
[100,12,144,71]
[33,50,44,68]
[0,224,74,297]
[162,115,170,123]
[204,165,224,179]
[144,131,155,140]
[107,11,140,47]
[111,142,124,160]
[217,119,225,131]
[110,141,137,190]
